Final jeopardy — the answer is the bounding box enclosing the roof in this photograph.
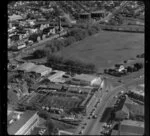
[111,130,119,135]
[39,83,63,90]
[48,71,65,81]
[92,10,106,14]
[72,74,96,82]
[8,110,37,135]
[120,120,144,134]
[17,62,36,71]
[122,104,129,114]
[9,14,23,21]
[29,65,52,74]
[119,131,141,135]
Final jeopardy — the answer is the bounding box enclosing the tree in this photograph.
[38,111,50,120]
[29,34,38,43]
[87,27,97,35]
[32,49,47,59]
[124,60,127,63]
[45,120,57,135]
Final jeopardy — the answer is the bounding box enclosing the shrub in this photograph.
[64,36,76,46]
[32,49,47,59]
[87,27,97,35]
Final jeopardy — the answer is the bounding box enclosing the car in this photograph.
[79,130,83,134]
[83,123,87,125]
[93,115,97,119]
[113,95,118,99]
[81,126,85,129]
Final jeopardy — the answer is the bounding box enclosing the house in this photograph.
[118,65,125,72]
[119,120,144,135]
[7,110,39,135]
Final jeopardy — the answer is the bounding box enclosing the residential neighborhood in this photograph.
[7,1,145,135]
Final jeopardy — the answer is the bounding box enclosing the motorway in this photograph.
[74,76,144,135]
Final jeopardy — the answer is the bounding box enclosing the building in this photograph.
[29,65,52,76]
[72,74,99,86]
[58,130,73,135]
[119,120,144,135]
[47,70,65,82]
[115,104,130,120]
[17,62,37,72]
[80,92,98,114]
[7,110,39,135]
[91,10,106,19]
[79,13,91,20]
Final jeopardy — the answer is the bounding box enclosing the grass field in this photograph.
[57,31,144,72]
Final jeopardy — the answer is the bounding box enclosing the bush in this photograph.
[32,49,47,59]
[87,27,97,35]
[64,36,76,46]
[29,34,38,43]
[68,28,87,41]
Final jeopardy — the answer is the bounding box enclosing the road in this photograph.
[98,1,128,23]
[74,77,144,135]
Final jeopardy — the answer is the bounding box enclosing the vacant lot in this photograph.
[57,31,144,72]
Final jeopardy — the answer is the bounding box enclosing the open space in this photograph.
[57,31,144,72]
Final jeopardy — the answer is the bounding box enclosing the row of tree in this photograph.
[31,24,103,73]
[46,54,97,74]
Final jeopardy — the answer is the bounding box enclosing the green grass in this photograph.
[56,31,144,72]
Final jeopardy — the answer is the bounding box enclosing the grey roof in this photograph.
[8,110,37,135]
[72,74,96,82]
[17,63,36,71]
[29,65,52,74]
[120,120,144,134]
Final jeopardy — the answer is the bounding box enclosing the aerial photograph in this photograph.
[7,1,144,135]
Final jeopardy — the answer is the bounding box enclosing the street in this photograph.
[74,76,144,135]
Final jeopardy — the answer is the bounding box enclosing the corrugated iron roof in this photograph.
[8,110,37,135]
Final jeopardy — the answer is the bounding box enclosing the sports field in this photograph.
[57,31,144,72]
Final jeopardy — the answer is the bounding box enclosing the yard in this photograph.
[56,31,144,72]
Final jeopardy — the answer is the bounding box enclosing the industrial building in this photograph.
[72,74,102,86]
[17,63,52,76]
[47,70,65,82]
[7,110,39,135]
[28,65,52,76]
